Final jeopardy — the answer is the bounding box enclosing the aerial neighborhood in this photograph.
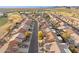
[0,7,79,53]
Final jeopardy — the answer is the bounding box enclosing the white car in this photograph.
[57,36,63,41]
[51,29,56,33]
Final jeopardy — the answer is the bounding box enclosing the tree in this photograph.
[69,45,77,53]
[6,25,12,32]
[61,30,71,42]
[38,31,44,46]
[7,12,22,23]
[43,13,50,20]
[38,31,43,40]
[0,39,7,46]
[24,31,32,38]
[52,20,60,29]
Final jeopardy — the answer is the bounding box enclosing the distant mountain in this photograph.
[0,6,79,8]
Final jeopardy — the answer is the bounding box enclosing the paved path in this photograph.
[28,20,38,53]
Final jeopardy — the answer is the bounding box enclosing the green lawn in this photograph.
[0,17,8,26]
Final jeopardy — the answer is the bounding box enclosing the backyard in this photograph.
[0,16,8,26]
[0,16,9,36]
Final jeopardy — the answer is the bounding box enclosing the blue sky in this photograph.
[0,6,77,8]
[0,6,55,8]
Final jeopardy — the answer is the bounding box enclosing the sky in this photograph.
[0,6,54,8]
[0,0,79,6]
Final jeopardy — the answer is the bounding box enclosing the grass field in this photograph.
[0,17,8,26]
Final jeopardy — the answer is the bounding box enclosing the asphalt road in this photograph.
[28,20,38,53]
